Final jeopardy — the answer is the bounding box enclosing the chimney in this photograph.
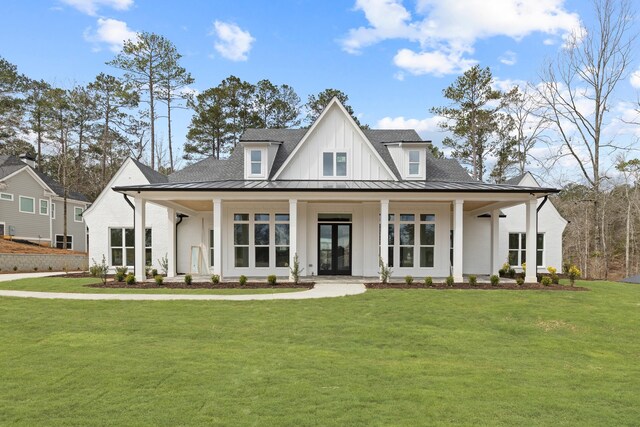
[19,154,36,169]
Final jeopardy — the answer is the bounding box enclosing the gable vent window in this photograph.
[323,152,347,177]
[408,150,420,176]
[250,150,262,175]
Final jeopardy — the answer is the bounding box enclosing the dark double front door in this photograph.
[318,223,352,275]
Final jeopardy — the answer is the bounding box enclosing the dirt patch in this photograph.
[0,238,86,255]
[86,281,315,289]
[365,282,588,291]
[536,319,578,332]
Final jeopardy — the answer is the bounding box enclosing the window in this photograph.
[399,214,415,267]
[51,203,55,219]
[0,192,13,201]
[209,230,215,267]
[254,213,270,267]
[250,150,262,175]
[379,214,395,267]
[322,152,347,177]
[110,228,151,266]
[55,234,73,250]
[419,214,436,267]
[382,213,436,269]
[508,233,544,267]
[234,214,250,267]
[39,199,49,216]
[408,150,420,176]
[275,214,290,267]
[74,207,83,222]
[19,196,35,214]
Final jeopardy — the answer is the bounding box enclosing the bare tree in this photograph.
[537,0,636,278]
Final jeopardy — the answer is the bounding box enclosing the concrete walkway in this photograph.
[0,282,366,301]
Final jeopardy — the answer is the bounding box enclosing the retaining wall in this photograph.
[0,254,88,273]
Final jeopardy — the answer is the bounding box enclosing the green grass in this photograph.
[0,280,639,426]
[0,277,302,294]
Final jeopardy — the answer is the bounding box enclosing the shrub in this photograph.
[541,276,552,286]
[33,266,38,271]
[445,276,454,287]
[516,277,524,286]
[151,269,158,278]
[521,262,527,275]
[90,255,108,285]
[48,266,52,271]
[508,268,516,278]
[404,275,413,285]
[115,267,128,282]
[289,253,303,284]
[239,275,248,286]
[490,274,500,286]
[551,274,560,285]
[12,266,17,272]
[424,276,433,286]
[211,274,220,284]
[125,274,136,285]
[154,275,164,285]
[267,274,277,285]
[158,254,169,276]
[184,274,193,286]
[378,257,392,284]
[547,266,557,275]
[468,275,477,286]
[568,265,581,286]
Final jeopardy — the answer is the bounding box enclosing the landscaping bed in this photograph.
[365,282,588,291]
[86,281,315,290]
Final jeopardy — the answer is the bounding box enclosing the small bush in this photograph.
[211,274,220,284]
[154,275,164,285]
[516,277,524,286]
[404,275,413,285]
[551,274,559,285]
[239,275,248,286]
[48,266,52,271]
[508,268,516,278]
[12,266,17,272]
[115,267,128,282]
[151,269,158,278]
[424,276,433,286]
[89,265,99,277]
[267,274,277,285]
[91,256,108,285]
[445,276,454,287]
[125,274,136,285]
[490,274,500,286]
[379,257,392,284]
[289,253,303,284]
[158,254,169,276]
[568,265,581,286]
[184,274,193,285]
[33,267,38,271]
[541,276,552,286]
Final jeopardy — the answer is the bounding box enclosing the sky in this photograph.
[1,0,639,183]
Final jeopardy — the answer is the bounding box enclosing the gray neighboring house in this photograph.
[0,155,90,251]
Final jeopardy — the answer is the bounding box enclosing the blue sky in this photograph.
[2,0,639,179]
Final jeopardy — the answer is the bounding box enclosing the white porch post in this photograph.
[525,197,538,283]
[452,199,464,283]
[380,200,389,271]
[491,209,501,276]
[134,196,146,282]
[167,207,176,278]
[213,198,222,277]
[289,199,298,280]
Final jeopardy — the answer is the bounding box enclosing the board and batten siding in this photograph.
[0,170,52,241]
[277,104,395,181]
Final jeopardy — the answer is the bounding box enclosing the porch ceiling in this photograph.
[174,200,213,211]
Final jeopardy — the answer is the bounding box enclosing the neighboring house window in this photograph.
[408,150,420,176]
[508,233,544,267]
[110,228,151,266]
[250,150,262,175]
[19,196,35,214]
[209,230,214,267]
[74,206,83,222]
[55,235,73,250]
[51,203,55,219]
[322,152,347,177]
[39,199,49,216]
[275,213,290,267]
[0,223,5,235]
[255,213,270,267]
[419,214,435,267]
[0,192,13,201]
[234,214,250,268]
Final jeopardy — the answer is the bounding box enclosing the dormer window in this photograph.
[250,150,262,176]
[408,150,420,176]
[323,151,347,177]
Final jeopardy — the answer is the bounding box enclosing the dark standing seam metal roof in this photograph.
[0,155,89,202]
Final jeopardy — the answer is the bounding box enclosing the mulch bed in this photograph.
[365,282,588,291]
[86,281,315,289]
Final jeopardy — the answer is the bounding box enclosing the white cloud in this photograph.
[83,18,137,52]
[499,50,517,66]
[630,69,640,89]
[342,0,582,75]
[543,38,556,45]
[377,115,443,134]
[210,21,254,61]
[60,0,133,16]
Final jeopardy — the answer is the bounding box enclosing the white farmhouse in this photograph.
[85,98,566,282]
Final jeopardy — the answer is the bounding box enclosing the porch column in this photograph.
[491,209,501,276]
[134,196,146,282]
[289,199,298,280]
[525,197,538,283]
[212,198,222,277]
[167,207,176,278]
[452,199,464,283]
[380,199,389,270]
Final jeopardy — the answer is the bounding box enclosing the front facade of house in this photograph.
[0,155,90,251]
[86,99,562,282]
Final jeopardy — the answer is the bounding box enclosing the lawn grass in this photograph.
[0,277,301,294]
[0,280,639,426]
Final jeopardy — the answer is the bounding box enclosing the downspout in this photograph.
[176,213,188,275]
[123,194,135,270]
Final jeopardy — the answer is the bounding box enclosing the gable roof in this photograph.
[504,173,527,186]
[130,158,168,184]
[0,155,89,202]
